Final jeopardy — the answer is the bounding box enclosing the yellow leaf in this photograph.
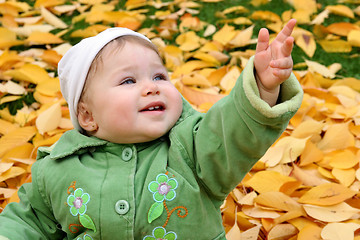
[299,141,324,166]
[178,83,225,106]
[1,81,26,95]
[348,30,360,47]
[203,24,216,37]
[292,9,312,24]
[0,188,17,199]
[213,24,237,46]
[0,119,18,135]
[36,77,61,97]
[181,73,212,88]
[250,10,281,22]
[298,182,356,206]
[297,224,322,240]
[32,132,62,148]
[291,0,317,13]
[267,224,298,240]
[321,222,360,240]
[305,59,338,79]
[0,27,24,49]
[275,136,309,164]
[192,52,220,66]
[245,171,298,193]
[317,122,355,152]
[295,34,316,58]
[326,5,355,18]
[329,149,358,169]
[221,6,248,15]
[172,61,216,78]
[291,119,324,139]
[255,191,304,213]
[311,9,330,25]
[332,168,356,187]
[36,102,62,135]
[41,6,67,29]
[240,225,261,239]
[220,66,240,92]
[0,167,26,183]
[259,145,285,167]
[291,164,328,187]
[205,67,227,87]
[229,25,254,47]
[318,40,352,53]
[4,64,51,84]
[0,126,36,158]
[26,31,64,45]
[0,163,13,174]
[303,202,360,222]
[242,205,281,219]
[34,0,65,8]
[1,143,35,163]
[176,31,201,51]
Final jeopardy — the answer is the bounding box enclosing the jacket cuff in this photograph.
[234,56,303,123]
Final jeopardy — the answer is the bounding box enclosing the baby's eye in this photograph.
[153,74,167,81]
[121,78,135,85]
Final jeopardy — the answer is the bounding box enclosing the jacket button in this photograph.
[115,200,129,215]
[121,147,133,161]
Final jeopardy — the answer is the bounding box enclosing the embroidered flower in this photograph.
[76,234,93,240]
[67,188,90,216]
[143,226,177,240]
[148,174,178,203]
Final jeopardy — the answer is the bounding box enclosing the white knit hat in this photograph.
[58,27,151,131]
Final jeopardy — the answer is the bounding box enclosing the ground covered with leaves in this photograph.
[0,0,360,239]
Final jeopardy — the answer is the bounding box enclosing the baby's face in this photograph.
[83,41,183,143]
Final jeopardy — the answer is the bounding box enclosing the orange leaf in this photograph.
[25,31,64,45]
[326,22,360,37]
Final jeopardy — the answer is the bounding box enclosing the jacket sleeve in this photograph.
[0,159,64,239]
[173,56,303,201]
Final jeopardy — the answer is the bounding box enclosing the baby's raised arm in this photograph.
[254,19,297,107]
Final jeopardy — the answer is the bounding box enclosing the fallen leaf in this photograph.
[303,202,360,222]
[321,222,360,240]
[326,5,355,18]
[298,182,356,206]
[25,31,64,45]
[348,30,360,47]
[267,223,298,240]
[35,102,62,135]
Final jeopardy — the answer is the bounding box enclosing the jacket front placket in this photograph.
[97,143,137,239]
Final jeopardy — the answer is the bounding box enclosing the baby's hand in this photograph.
[254,19,296,106]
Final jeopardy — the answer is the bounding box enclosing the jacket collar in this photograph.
[37,98,197,161]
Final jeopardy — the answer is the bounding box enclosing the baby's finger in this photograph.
[256,28,269,54]
[273,68,292,80]
[270,58,293,69]
[281,37,294,57]
[275,19,296,43]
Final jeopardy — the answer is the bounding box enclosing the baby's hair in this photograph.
[78,35,160,109]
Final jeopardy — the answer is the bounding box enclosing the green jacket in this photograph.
[0,58,303,240]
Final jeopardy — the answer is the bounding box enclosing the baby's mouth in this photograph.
[140,102,166,112]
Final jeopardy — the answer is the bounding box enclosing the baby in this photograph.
[0,20,302,239]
